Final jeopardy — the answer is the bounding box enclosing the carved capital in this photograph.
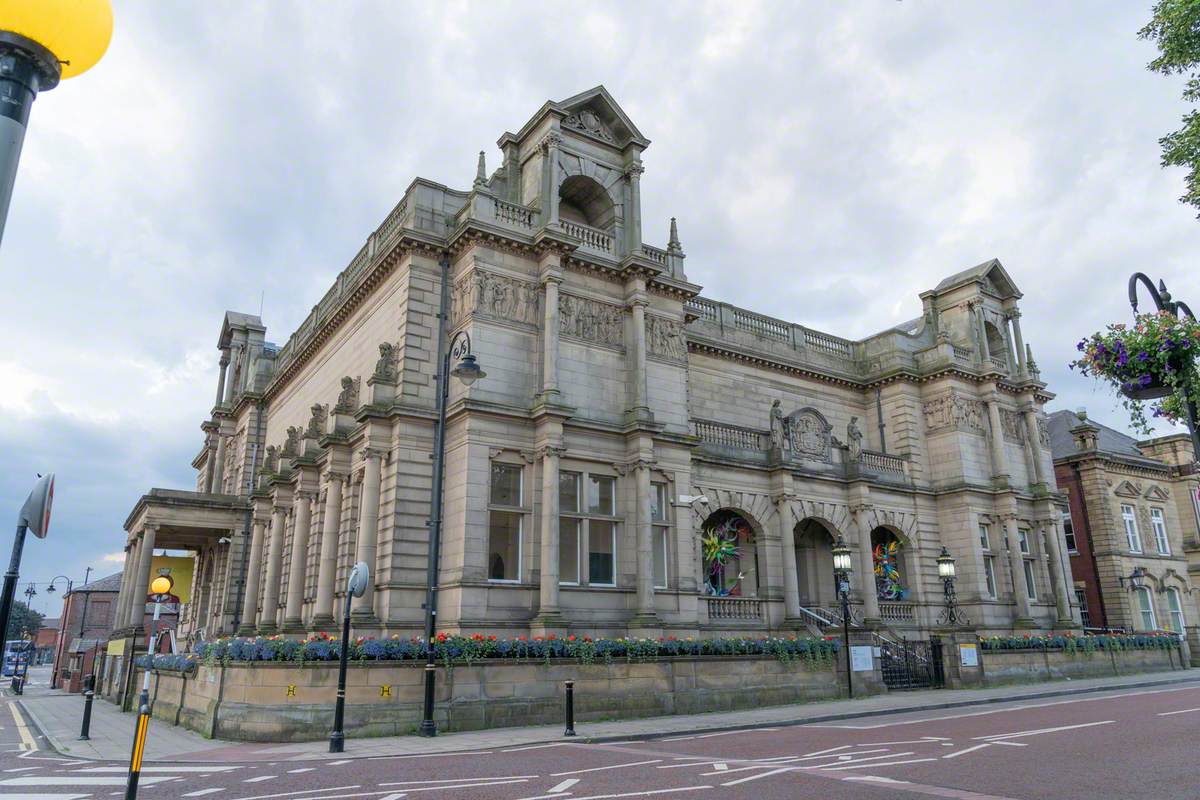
[359,446,386,463]
[849,503,873,517]
[325,470,349,485]
[294,489,318,503]
[536,445,566,461]
[219,355,230,368]
[771,492,797,507]
[624,162,645,180]
[539,132,563,153]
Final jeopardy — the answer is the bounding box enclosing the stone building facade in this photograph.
[108,87,1078,653]
[1050,410,1199,658]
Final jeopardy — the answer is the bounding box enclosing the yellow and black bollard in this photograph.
[124,702,150,799]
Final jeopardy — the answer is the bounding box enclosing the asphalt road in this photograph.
[2,681,1198,800]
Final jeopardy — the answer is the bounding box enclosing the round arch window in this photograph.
[701,510,759,597]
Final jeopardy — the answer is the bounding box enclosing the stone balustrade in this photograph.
[705,596,764,621]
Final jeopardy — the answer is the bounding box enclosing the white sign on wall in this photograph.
[850,645,874,672]
[959,643,979,667]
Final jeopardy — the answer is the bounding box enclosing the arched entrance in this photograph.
[794,518,838,607]
[559,175,616,230]
[870,527,910,601]
[700,509,759,597]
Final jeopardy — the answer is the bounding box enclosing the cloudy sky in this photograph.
[2,1,1198,616]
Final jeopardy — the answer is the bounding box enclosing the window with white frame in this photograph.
[559,470,619,587]
[488,462,524,582]
[650,482,669,589]
[1018,528,1031,555]
[1151,508,1170,555]
[1135,586,1157,631]
[979,523,991,550]
[1121,505,1142,553]
[1022,558,1037,600]
[984,556,997,599]
[1166,587,1186,633]
[1063,514,1078,553]
[1075,588,1090,627]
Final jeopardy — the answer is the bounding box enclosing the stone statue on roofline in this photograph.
[373,342,399,383]
[335,375,360,412]
[769,399,787,451]
[846,417,863,462]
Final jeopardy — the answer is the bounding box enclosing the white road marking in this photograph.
[380,776,538,786]
[859,737,949,745]
[711,763,728,771]
[721,768,794,786]
[568,788,713,799]
[183,790,227,797]
[379,794,408,800]
[658,761,725,770]
[844,776,911,784]
[3,766,39,772]
[229,785,360,800]
[1158,707,1200,716]
[809,752,915,769]
[989,740,1027,747]
[403,779,529,792]
[243,775,277,783]
[329,760,351,765]
[822,758,939,771]
[287,767,315,773]
[503,742,571,752]
[0,776,174,786]
[79,766,239,773]
[0,795,92,800]
[380,750,494,760]
[551,759,662,776]
[976,720,1115,740]
[941,743,992,759]
[796,749,890,761]
[550,778,581,793]
[798,745,851,757]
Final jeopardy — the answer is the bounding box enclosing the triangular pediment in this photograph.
[932,258,1022,300]
[1145,485,1170,501]
[1113,480,1142,498]
[554,86,650,149]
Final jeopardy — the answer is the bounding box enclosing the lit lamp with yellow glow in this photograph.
[0,0,113,247]
[125,571,173,800]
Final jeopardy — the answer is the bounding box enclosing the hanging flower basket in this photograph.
[1071,311,1200,432]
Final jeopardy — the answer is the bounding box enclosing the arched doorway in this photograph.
[984,321,1008,365]
[559,175,616,230]
[794,518,838,607]
[870,528,911,601]
[700,509,759,597]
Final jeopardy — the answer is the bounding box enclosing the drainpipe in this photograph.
[1072,462,1108,628]
[875,388,887,454]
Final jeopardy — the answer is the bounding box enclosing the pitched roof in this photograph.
[932,258,1021,299]
[67,572,123,595]
[1046,409,1167,468]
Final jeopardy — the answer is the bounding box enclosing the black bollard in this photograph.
[79,674,95,740]
[563,680,576,737]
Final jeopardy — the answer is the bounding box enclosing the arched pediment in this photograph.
[785,407,833,462]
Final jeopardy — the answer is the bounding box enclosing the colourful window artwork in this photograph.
[873,535,909,601]
[701,511,756,597]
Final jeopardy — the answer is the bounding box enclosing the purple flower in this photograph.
[1140,374,1153,387]
[1138,352,1149,361]
[1077,341,1086,352]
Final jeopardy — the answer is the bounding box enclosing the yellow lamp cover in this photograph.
[149,575,174,596]
[0,0,113,79]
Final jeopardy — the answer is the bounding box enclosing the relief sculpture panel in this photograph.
[922,392,985,434]
[646,314,686,361]
[559,293,624,348]
[450,270,540,326]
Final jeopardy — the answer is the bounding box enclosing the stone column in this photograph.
[283,490,315,631]
[985,395,1009,485]
[352,449,383,619]
[215,350,230,407]
[238,518,266,634]
[775,497,802,622]
[973,302,991,363]
[1021,405,1046,486]
[541,132,561,227]
[1042,517,1073,624]
[114,543,133,629]
[1009,309,1027,375]
[627,295,651,421]
[312,474,346,627]
[535,447,564,629]
[259,504,287,633]
[540,272,561,400]
[851,506,881,623]
[123,538,142,627]
[625,163,644,253]
[1003,515,1033,622]
[129,525,156,628]
[631,461,659,629]
[212,433,227,494]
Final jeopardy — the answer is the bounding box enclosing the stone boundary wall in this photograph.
[140,656,843,742]
[978,646,1184,686]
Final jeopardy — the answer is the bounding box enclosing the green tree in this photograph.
[4,601,45,641]
[1141,0,1200,215]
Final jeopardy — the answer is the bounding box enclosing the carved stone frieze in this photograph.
[563,109,615,143]
[646,315,686,360]
[559,293,624,347]
[1000,408,1025,443]
[451,270,540,326]
[786,407,833,463]
[922,392,985,434]
[1037,417,1051,449]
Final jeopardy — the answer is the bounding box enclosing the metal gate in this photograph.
[879,637,944,690]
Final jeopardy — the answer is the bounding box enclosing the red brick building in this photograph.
[51,573,122,693]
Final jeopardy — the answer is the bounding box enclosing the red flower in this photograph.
[488,635,497,641]
[567,635,576,642]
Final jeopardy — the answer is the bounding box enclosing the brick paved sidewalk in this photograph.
[14,668,1198,764]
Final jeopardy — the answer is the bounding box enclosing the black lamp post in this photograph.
[831,535,854,699]
[45,574,73,685]
[936,547,969,626]
[329,561,369,753]
[420,252,486,739]
[1126,274,1200,458]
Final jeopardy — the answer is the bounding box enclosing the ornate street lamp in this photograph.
[936,546,969,626]
[420,253,486,738]
[831,535,854,699]
[0,1,113,247]
[1118,566,1147,590]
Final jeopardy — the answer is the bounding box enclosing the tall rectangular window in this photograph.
[651,482,669,589]
[979,523,991,550]
[1151,508,1170,555]
[1017,528,1030,555]
[984,556,997,599]
[559,470,620,587]
[1063,515,1078,553]
[488,463,524,582]
[1022,559,1037,600]
[1075,588,1090,627]
[1166,588,1186,633]
[1122,505,1142,553]
[1136,586,1157,631]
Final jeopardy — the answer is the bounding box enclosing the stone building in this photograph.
[1049,409,1199,657]
[108,87,1077,657]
